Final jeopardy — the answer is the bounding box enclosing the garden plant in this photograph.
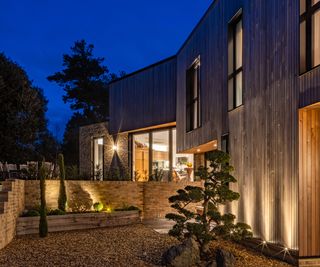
[166,150,252,259]
[39,160,48,237]
[58,153,67,211]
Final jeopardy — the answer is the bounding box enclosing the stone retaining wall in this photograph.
[16,210,140,235]
[0,179,25,249]
[25,180,202,219]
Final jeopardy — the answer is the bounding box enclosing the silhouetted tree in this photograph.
[48,40,124,166]
[0,53,56,163]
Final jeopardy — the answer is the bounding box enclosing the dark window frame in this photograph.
[300,0,320,74]
[221,134,229,154]
[228,12,243,111]
[129,126,175,181]
[186,57,201,132]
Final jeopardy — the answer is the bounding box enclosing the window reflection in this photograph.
[131,128,194,182]
[93,138,104,180]
[151,131,170,181]
[172,129,194,181]
[133,133,149,181]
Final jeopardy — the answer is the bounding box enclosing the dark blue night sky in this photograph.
[0,0,212,139]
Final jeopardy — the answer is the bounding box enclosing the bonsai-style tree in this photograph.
[166,150,252,258]
[39,160,48,237]
[58,154,67,211]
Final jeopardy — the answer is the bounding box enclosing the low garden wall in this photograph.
[24,180,203,219]
[16,210,140,235]
[0,179,25,249]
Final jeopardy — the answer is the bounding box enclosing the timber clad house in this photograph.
[79,0,320,264]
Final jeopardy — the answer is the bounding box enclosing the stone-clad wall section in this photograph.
[25,181,144,212]
[0,179,25,250]
[143,181,203,219]
[25,180,202,219]
[79,122,129,180]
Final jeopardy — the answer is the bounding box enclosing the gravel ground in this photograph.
[0,224,293,267]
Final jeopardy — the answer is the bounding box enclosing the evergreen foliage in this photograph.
[48,40,124,166]
[39,160,48,237]
[0,53,57,163]
[166,150,252,257]
[58,154,67,211]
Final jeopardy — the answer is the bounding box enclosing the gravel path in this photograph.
[0,224,178,267]
[0,224,293,267]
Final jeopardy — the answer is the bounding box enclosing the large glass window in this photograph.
[133,133,149,181]
[300,0,320,73]
[172,129,194,181]
[228,13,243,110]
[186,57,201,132]
[93,137,104,180]
[151,130,170,181]
[131,128,194,182]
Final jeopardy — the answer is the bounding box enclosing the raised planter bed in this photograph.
[16,210,140,236]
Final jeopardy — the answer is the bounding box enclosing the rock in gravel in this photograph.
[216,248,235,267]
[162,237,200,267]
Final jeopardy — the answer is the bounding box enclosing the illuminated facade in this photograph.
[79,0,320,263]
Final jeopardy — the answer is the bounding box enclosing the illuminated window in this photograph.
[228,12,243,110]
[93,137,104,180]
[132,133,150,181]
[300,0,320,73]
[186,57,201,132]
[131,128,194,182]
[172,129,194,181]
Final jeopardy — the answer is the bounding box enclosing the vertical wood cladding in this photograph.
[175,0,320,253]
[105,0,320,257]
[299,108,320,257]
[109,57,177,134]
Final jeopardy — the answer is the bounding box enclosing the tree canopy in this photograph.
[48,40,123,166]
[0,53,56,163]
[48,40,113,121]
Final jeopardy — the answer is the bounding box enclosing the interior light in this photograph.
[197,149,201,152]
[97,138,103,145]
[152,144,168,152]
[113,144,118,151]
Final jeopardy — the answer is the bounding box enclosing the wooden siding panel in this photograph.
[299,109,320,257]
[109,57,177,134]
[176,0,301,252]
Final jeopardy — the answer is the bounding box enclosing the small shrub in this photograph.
[65,165,79,180]
[58,154,67,212]
[166,150,252,258]
[21,210,40,217]
[47,209,66,216]
[39,160,48,238]
[93,202,104,212]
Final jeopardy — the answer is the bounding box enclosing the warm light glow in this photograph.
[112,144,118,151]
[152,144,168,152]
[197,149,201,152]
[106,207,112,213]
